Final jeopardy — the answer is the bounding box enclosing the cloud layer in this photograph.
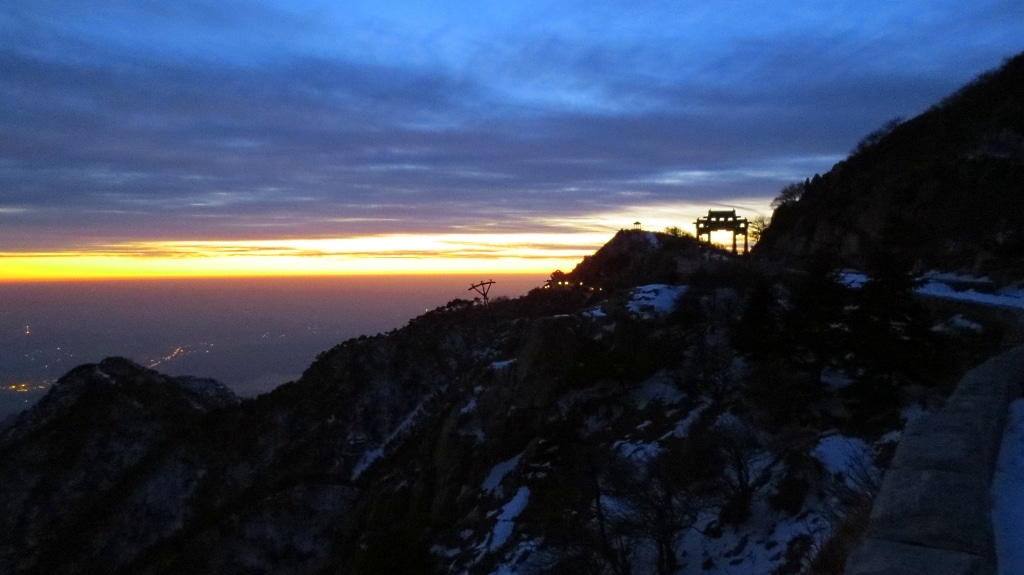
[2,0,1023,256]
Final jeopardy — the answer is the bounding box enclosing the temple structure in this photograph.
[694,209,749,254]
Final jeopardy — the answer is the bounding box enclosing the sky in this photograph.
[2,0,1023,279]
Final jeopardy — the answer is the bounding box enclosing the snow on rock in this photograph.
[917,281,1024,309]
[627,284,687,317]
[612,438,662,461]
[813,434,873,479]
[350,447,384,480]
[839,269,1024,312]
[487,538,544,575]
[840,270,869,288]
[351,394,437,480]
[483,454,522,496]
[661,400,709,440]
[94,368,115,382]
[491,359,517,371]
[677,500,829,575]
[993,399,1024,575]
[487,487,530,551]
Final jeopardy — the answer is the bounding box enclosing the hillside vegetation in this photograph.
[756,51,1024,279]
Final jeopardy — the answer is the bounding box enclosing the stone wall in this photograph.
[845,345,1024,575]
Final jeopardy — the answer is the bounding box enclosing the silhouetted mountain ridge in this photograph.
[756,51,1024,278]
[563,228,709,289]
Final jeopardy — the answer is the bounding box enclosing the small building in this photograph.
[694,209,749,254]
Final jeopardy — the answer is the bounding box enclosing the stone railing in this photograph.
[845,344,1024,575]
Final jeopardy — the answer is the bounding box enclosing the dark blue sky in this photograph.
[2,0,1023,256]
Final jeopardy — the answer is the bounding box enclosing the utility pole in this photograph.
[468,279,496,307]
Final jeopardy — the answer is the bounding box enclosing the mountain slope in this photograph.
[755,51,1024,277]
[0,358,239,575]
[0,230,1004,575]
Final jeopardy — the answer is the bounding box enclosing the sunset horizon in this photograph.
[1,202,767,281]
[6,2,1019,283]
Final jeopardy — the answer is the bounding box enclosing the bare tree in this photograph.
[707,418,780,525]
[748,214,771,243]
[770,182,806,209]
[587,448,713,575]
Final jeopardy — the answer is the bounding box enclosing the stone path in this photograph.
[845,345,1024,575]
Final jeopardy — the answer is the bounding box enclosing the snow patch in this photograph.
[351,447,384,479]
[813,434,872,479]
[839,269,1024,312]
[917,281,1024,309]
[487,538,543,575]
[351,394,438,480]
[660,400,709,440]
[613,439,661,460]
[627,284,687,317]
[491,359,517,370]
[487,487,530,551]
[677,499,829,575]
[840,270,868,288]
[483,454,522,495]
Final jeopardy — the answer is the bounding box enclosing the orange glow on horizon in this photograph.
[1,199,774,282]
[0,232,611,281]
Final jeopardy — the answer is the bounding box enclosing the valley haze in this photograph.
[0,273,546,419]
